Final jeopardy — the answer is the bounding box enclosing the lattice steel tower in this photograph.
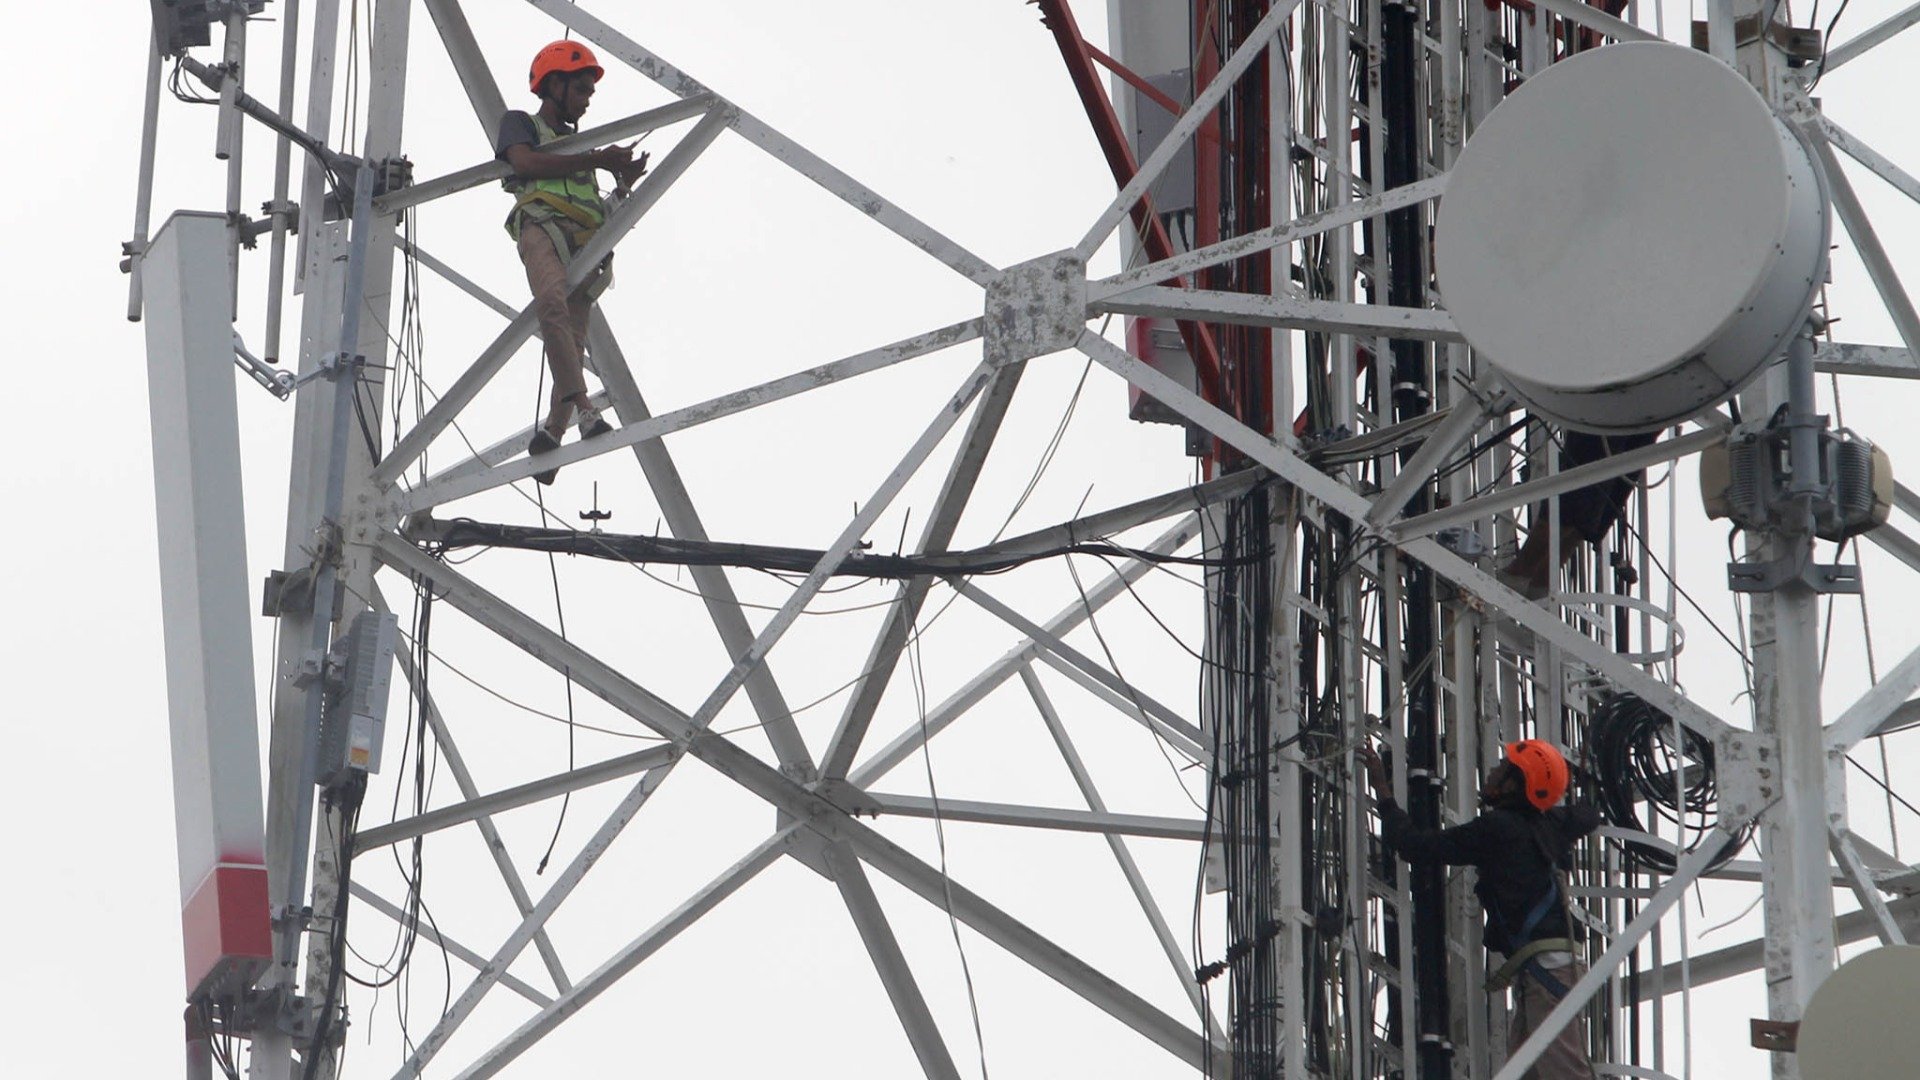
[134,1,1920,1078]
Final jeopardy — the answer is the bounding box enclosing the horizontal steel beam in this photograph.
[1094,286,1463,342]
[1633,894,1920,1001]
[1528,0,1658,43]
[1815,341,1920,379]
[1089,172,1446,302]
[354,744,678,850]
[1390,425,1724,540]
[374,97,716,216]
[865,792,1208,841]
[394,317,982,513]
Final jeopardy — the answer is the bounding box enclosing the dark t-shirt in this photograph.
[1378,798,1600,955]
[495,109,574,163]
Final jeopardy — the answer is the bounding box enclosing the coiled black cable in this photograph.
[1589,694,1750,874]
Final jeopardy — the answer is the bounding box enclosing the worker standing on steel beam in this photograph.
[497,39,648,484]
[1358,740,1600,1079]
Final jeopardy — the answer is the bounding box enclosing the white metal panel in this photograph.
[142,211,269,991]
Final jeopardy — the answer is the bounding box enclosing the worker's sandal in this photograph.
[528,427,563,486]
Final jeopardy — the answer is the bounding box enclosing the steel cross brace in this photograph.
[420,0,505,140]
[1822,0,1920,72]
[347,884,553,1008]
[1364,369,1510,528]
[584,314,820,778]
[817,839,964,1080]
[451,828,801,1079]
[816,358,1029,782]
[390,316,983,514]
[1799,117,1920,380]
[1021,666,1226,1044]
[391,354,1000,1073]
[817,464,1256,783]
[527,0,998,287]
[385,633,574,992]
[1830,828,1909,947]
[1814,112,1920,206]
[1032,0,1223,397]
[1826,633,1920,753]
[1074,0,1303,259]
[374,97,718,217]
[949,577,1206,758]
[1076,331,1736,745]
[846,515,1203,788]
[372,535,1213,1069]
[352,741,678,851]
[1391,424,1727,541]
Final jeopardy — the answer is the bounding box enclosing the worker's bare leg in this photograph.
[519,227,594,436]
[1507,962,1597,1080]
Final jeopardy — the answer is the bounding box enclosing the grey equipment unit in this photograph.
[317,610,400,788]
[1701,422,1893,542]
[148,1,268,57]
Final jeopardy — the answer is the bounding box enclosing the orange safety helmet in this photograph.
[529,40,604,95]
[1504,739,1570,811]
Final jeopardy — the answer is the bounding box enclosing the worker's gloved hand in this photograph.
[1356,744,1392,801]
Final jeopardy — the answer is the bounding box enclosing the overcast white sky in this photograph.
[9,1,1920,1077]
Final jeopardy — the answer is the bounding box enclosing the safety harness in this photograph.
[1485,816,1580,1000]
[503,113,613,300]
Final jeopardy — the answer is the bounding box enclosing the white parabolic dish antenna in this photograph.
[1435,42,1830,433]
[1797,945,1920,1079]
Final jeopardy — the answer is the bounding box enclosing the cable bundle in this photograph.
[1588,694,1750,873]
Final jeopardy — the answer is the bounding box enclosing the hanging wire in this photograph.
[907,621,992,1080]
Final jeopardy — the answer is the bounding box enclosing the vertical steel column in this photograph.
[217,8,249,316]
[262,0,303,362]
[293,0,341,287]
[1733,8,1838,1077]
[1378,1,1450,1073]
[128,28,164,322]
[298,3,415,1074]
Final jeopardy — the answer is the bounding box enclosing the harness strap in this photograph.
[1516,877,1560,941]
[515,189,603,234]
[1485,935,1578,992]
[1522,956,1575,1000]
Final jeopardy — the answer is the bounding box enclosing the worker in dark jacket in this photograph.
[1358,739,1600,1080]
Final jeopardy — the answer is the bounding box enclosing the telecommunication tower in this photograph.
[133,1,1920,1078]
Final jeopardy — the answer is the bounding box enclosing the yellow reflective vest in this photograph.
[502,113,608,257]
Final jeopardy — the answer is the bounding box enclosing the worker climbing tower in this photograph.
[132,1,1920,1078]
